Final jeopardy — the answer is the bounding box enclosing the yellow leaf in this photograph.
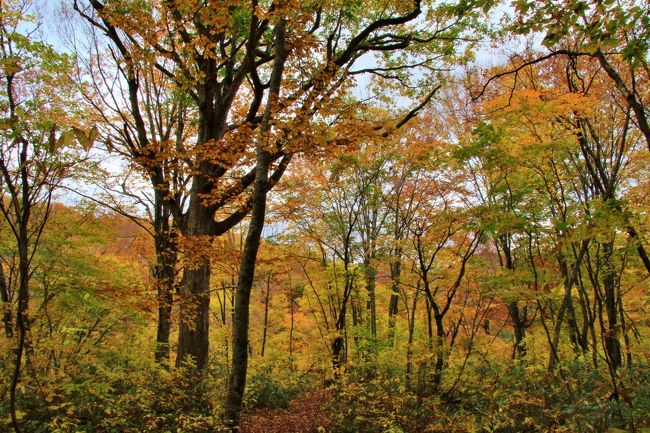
[105,137,114,153]
[2,60,22,75]
[89,125,98,142]
[73,127,90,150]
[0,117,16,130]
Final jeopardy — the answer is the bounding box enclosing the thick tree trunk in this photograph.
[151,181,179,364]
[154,208,177,363]
[176,263,211,369]
[155,278,174,363]
[175,194,213,369]
[332,333,346,373]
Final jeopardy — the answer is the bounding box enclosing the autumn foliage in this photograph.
[1,1,650,433]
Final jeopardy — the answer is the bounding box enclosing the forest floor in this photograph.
[240,389,332,433]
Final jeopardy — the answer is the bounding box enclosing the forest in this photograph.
[0,0,649,432]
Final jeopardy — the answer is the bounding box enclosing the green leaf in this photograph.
[55,129,75,151]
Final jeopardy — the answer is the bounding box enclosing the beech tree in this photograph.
[65,20,194,363]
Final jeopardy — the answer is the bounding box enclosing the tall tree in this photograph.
[65,19,194,363]
[75,0,482,375]
[0,3,93,430]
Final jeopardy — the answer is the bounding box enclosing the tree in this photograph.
[64,20,194,363]
[472,56,648,416]
[76,0,481,367]
[0,3,94,431]
[474,2,649,154]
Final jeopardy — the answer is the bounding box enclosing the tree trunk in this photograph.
[433,312,445,389]
[388,289,399,344]
[602,241,622,371]
[223,147,271,429]
[154,217,177,364]
[176,261,211,369]
[405,293,418,390]
[508,301,527,359]
[223,19,287,430]
[288,275,295,371]
[10,217,31,433]
[548,243,587,371]
[388,242,403,345]
[0,262,12,338]
[175,167,217,369]
[364,260,377,338]
[332,279,351,373]
[499,235,527,358]
[261,275,271,357]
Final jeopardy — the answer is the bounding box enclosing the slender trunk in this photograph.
[332,280,350,373]
[388,247,402,345]
[425,297,433,350]
[627,226,650,275]
[500,235,527,358]
[223,20,287,430]
[618,296,632,367]
[0,262,12,337]
[10,222,30,433]
[432,312,445,389]
[548,243,587,370]
[223,147,271,428]
[288,274,295,371]
[388,289,399,344]
[575,274,592,355]
[602,242,622,371]
[364,260,377,338]
[405,293,418,390]
[508,301,527,359]
[352,295,361,327]
[332,267,355,373]
[594,51,650,153]
[261,275,271,357]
